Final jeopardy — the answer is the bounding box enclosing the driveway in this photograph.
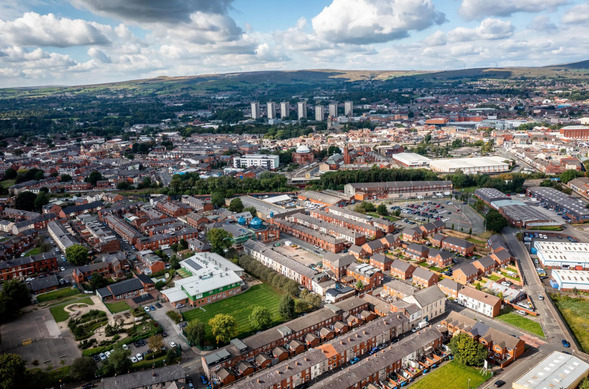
[147,302,191,349]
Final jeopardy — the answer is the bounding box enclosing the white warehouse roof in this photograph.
[430,156,511,173]
[512,351,589,389]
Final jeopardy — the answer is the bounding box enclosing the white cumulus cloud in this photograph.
[459,0,565,20]
[561,3,589,24]
[311,0,446,44]
[447,18,514,42]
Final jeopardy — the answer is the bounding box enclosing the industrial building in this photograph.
[551,269,589,291]
[512,351,589,389]
[534,241,589,269]
[392,152,431,168]
[429,156,511,174]
[344,181,453,201]
[527,186,589,222]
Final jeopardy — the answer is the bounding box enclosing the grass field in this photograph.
[36,288,80,303]
[551,294,589,352]
[0,179,15,189]
[410,362,492,389]
[49,297,94,322]
[497,309,545,337]
[183,283,284,341]
[105,301,131,313]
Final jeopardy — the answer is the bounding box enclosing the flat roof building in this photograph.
[430,156,511,174]
[392,152,431,168]
[527,186,589,222]
[512,351,589,389]
[551,269,589,291]
[535,241,589,270]
[233,154,279,170]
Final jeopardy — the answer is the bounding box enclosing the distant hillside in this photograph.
[0,60,587,99]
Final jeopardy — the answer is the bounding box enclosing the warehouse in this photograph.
[474,188,510,205]
[534,241,589,269]
[344,181,452,200]
[499,203,560,228]
[392,152,431,168]
[512,351,589,389]
[527,186,589,222]
[429,156,511,174]
[550,269,589,291]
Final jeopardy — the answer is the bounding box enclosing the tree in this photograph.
[1,279,31,309]
[105,347,131,375]
[66,244,90,266]
[485,209,508,233]
[560,169,580,184]
[0,353,26,389]
[209,314,237,345]
[170,255,180,269]
[376,204,389,216]
[244,206,257,217]
[59,174,72,182]
[88,273,108,290]
[394,209,401,217]
[250,306,273,331]
[33,191,50,212]
[15,191,37,211]
[207,228,233,255]
[448,333,488,367]
[179,239,188,250]
[148,334,164,352]
[229,198,244,213]
[70,356,97,381]
[580,378,589,389]
[355,280,364,290]
[185,320,206,347]
[211,191,226,208]
[3,168,17,179]
[279,295,296,320]
[85,171,103,186]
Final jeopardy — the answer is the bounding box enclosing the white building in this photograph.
[344,101,354,116]
[47,220,77,254]
[402,285,446,322]
[535,241,589,269]
[267,102,276,119]
[392,152,432,168]
[250,102,260,119]
[297,101,307,119]
[280,101,290,119]
[513,351,589,389]
[233,154,279,170]
[315,105,324,121]
[456,286,501,317]
[551,269,589,291]
[161,252,244,308]
[429,156,511,174]
[328,103,338,117]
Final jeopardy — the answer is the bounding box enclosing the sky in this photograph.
[0,0,588,87]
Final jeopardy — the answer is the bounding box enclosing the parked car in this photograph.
[149,305,156,311]
[350,357,360,365]
[99,353,106,361]
[562,339,571,348]
[162,332,168,338]
[494,380,506,387]
[60,267,65,272]
[136,353,144,361]
[143,307,150,312]
[122,344,129,350]
[538,295,544,300]
[169,342,177,348]
[155,302,163,308]
[131,356,138,363]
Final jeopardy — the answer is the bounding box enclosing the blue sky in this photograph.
[0,0,587,87]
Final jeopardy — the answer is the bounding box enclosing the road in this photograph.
[502,229,582,357]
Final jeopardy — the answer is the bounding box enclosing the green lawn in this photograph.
[49,297,94,322]
[105,301,131,313]
[410,361,492,389]
[36,288,80,303]
[551,294,589,352]
[24,247,42,256]
[497,310,545,337]
[487,274,501,282]
[0,179,15,189]
[183,283,284,342]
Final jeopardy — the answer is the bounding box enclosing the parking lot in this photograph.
[273,242,322,266]
[394,198,484,234]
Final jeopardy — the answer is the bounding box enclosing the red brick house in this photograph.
[412,267,439,288]
[390,259,416,280]
[441,236,475,256]
[472,256,497,276]
[427,249,453,268]
[369,253,393,272]
[452,263,479,285]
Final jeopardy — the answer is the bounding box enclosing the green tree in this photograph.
[66,244,90,266]
[70,356,97,381]
[560,169,581,184]
[355,280,364,290]
[250,306,273,331]
[185,320,206,347]
[279,295,296,320]
[3,168,17,179]
[580,378,589,389]
[33,191,50,212]
[170,255,180,269]
[211,191,226,208]
[0,353,26,389]
[15,191,37,211]
[244,206,257,217]
[179,239,188,250]
[59,174,72,182]
[448,333,488,367]
[376,204,389,216]
[229,198,244,213]
[485,209,508,233]
[105,347,131,375]
[89,273,108,290]
[209,314,237,345]
[85,171,103,186]
[207,228,233,255]
[148,334,164,352]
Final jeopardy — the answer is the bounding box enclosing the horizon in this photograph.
[0,0,588,88]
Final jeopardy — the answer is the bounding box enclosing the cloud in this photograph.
[561,3,589,24]
[422,30,447,46]
[70,0,233,24]
[0,12,110,47]
[528,15,558,32]
[459,0,565,20]
[311,0,446,44]
[447,18,514,42]
[88,47,111,63]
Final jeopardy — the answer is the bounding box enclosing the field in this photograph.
[36,288,80,303]
[497,309,545,337]
[49,297,94,322]
[410,361,492,389]
[551,294,589,352]
[182,283,284,341]
[105,300,131,313]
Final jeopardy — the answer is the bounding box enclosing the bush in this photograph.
[166,310,183,324]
